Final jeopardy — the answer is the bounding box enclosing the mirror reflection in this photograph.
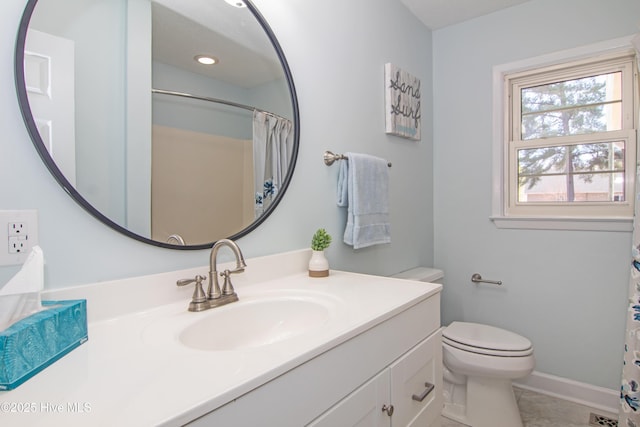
[18,0,298,248]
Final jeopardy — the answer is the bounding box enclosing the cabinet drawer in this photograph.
[307,370,390,427]
[390,330,442,427]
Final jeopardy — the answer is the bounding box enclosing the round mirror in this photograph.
[15,0,299,249]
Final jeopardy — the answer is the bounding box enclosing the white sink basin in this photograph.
[142,290,344,352]
[180,296,332,351]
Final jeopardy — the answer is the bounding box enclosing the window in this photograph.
[495,47,637,230]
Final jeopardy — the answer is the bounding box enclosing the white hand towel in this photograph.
[337,152,391,249]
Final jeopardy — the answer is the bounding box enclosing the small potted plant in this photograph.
[309,228,332,277]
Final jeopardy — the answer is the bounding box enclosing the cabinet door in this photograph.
[307,370,391,427]
[390,330,442,427]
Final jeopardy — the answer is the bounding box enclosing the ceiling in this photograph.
[399,0,533,29]
[152,0,535,88]
[152,0,283,88]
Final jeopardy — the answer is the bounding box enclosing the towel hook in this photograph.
[323,150,392,167]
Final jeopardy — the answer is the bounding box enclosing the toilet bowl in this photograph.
[391,268,535,427]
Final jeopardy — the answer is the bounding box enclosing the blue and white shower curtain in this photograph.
[622,163,640,426]
[620,33,640,427]
[252,110,293,218]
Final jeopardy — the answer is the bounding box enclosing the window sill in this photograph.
[490,216,632,232]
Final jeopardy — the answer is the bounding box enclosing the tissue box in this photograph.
[0,300,87,390]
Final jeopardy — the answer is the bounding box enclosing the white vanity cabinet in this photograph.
[308,329,442,427]
[188,291,442,427]
[308,369,392,427]
[5,251,443,427]
[391,329,442,427]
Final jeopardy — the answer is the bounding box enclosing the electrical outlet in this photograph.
[8,236,27,254]
[0,210,39,266]
[8,222,27,236]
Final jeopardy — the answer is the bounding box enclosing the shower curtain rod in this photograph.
[152,88,290,122]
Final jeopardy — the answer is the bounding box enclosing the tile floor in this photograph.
[440,387,619,427]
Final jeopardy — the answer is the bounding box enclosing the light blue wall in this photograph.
[152,62,291,140]
[433,0,639,390]
[29,0,128,226]
[0,0,434,294]
[152,61,254,140]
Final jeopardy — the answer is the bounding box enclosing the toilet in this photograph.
[391,267,535,427]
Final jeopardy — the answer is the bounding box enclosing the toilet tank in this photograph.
[392,267,444,284]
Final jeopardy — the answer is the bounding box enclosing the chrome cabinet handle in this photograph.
[411,382,435,402]
[381,404,394,416]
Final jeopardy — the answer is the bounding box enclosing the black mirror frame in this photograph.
[14,0,299,250]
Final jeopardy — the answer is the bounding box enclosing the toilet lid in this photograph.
[443,321,532,353]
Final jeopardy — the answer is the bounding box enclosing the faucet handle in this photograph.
[177,275,207,304]
[220,269,236,296]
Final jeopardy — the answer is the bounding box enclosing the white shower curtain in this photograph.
[252,110,293,218]
[620,33,640,427]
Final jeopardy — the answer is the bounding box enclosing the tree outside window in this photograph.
[516,72,624,203]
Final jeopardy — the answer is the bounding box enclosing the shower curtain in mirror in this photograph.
[620,34,640,427]
[252,110,293,218]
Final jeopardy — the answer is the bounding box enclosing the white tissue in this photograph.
[0,246,44,331]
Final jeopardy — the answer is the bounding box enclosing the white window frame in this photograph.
[491,36,638,231]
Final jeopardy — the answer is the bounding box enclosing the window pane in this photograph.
[521,72,622,140]
[517,141,625,203]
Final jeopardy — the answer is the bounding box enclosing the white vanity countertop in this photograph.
[0,249,441,426]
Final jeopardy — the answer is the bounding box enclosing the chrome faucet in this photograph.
[177,239,247,312]
[208,239,247,300]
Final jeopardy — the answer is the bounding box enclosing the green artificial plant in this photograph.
[311,228,332,251]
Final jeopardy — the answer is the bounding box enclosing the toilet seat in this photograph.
[443,321,533,357]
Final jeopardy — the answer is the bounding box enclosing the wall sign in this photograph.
[384,63,421,140]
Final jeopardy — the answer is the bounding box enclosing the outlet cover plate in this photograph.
[0,210,39,266]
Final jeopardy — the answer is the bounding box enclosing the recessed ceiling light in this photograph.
[224,0,246,8]
[194,55,218,65]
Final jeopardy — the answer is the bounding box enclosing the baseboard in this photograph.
[513,371,619,415]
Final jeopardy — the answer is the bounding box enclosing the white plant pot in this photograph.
[308,250,329,277]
